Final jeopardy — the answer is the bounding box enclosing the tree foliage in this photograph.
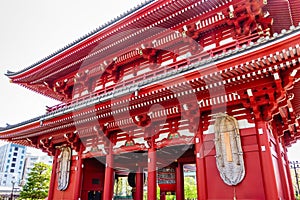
[184,177,197,199]
[19,162,51,200]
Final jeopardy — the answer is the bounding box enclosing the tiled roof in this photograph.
[0,116,42,132]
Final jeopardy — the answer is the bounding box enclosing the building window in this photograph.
[10,169,14,173]
[13,152,17,156]
[4,174,7,177]
[11,163,15,168]
[22,149,25,154]
[12,158,16,162]
[8,154,11,158]
[21,156,24,159]
[14,147,18,151]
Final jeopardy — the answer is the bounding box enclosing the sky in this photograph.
[0,0,299,160]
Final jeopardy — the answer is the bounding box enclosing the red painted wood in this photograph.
[81,158,105,200]
[2,0,300,199]
[160,192,166,200]
[204,141,265,199]
[51,156,77,199]
[282,140,296,200]
[48,149,59,200]
[103,149,115,200]
[265,0,293,33]
[290,0,300,25]
[147,145,157,200]
[195,124,207,200]
[255,121,279,199]
[134,167,144,200]
[73,145,84,200]
[175,162,184,200]
[272,121,291,199]
[197,127,271,199]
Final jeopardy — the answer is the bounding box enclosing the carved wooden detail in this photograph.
[64,131,81,152]
[225,0,272,36]
[40,137,56,156]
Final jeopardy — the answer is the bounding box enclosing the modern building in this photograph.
[1,0,300,200]
[0,144,52,199]
[21,153,53,184]
[0,143,26,187]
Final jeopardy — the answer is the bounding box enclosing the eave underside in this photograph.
[6,0,269,102]
[1,27,300,151]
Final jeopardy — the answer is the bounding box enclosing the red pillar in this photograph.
[283,140,296,200]
[147,144,157,200]
[160,192,166,200]
[48,149,59,200]
[176,162,184,200]
[103,146,115,200]
[255,120,279,199]
[73,144,84,200]
[272,124,293,200]
[135,167,144,200]
[195,123,207,200]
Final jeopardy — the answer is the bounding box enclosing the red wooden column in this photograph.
[73,144,84,200]
[103,143,115,200]
[282,140,296,200]
[147,140,157,200]
[255,120,279,199]
[135,167,144,200]
[48,149,59,200]
[195,121,207,200]
[176,162,184,200]
[160,192,166,200]
[272,122,292,200]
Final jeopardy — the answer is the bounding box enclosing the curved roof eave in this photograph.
[5,0,156,78]
[2,27,300,134]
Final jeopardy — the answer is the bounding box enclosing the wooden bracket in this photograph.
[64,131,82,152]
[40,137,56,156]
[225,0,271,36]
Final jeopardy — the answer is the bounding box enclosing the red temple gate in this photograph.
[1,0,300,199]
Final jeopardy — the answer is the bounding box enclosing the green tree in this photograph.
[19,162,51,200]
[184,177,197,199]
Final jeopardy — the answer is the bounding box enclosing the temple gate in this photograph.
[1,0,300,199]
